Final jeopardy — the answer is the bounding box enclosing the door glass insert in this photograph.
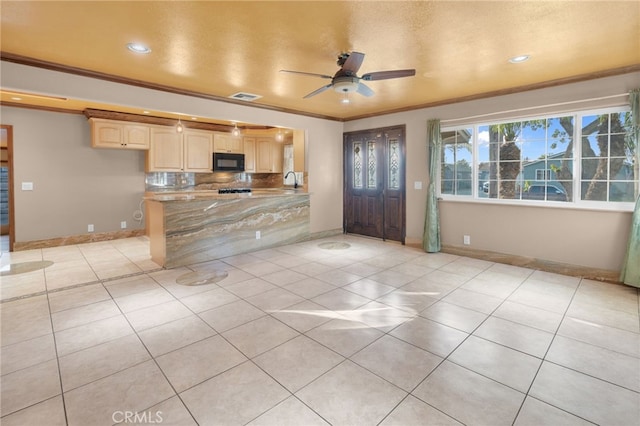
[367,140,377,188]
[388,138,400,189]
[353,142,363,188]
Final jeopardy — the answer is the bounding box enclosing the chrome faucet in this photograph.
[284,171,298,188]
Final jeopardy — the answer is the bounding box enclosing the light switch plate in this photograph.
[22,182,34,191]
[414,181,422,190]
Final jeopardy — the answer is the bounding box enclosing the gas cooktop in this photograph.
[218,188,252,194]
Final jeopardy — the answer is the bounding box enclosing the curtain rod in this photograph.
[440,93,629,124]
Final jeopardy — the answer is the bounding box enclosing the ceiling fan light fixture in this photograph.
[341,92,350,104]
[333,77,360,94]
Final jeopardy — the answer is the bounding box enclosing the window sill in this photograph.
[438,195,635,213]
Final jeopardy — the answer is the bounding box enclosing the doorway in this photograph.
[343,125,405,243]
[1,125,14,252]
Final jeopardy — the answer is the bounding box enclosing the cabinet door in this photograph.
[243,137,256,173]
[213,133,243,153]
[271,140,283,173]
[91,119,149,149]
[229,136,244,153]
[147,128,183,172]
[91,119,124,148]
[256,138,273,172]
[124,125,150,149]
[184,130,212,173]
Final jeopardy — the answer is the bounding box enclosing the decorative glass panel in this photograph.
[367,140,377,188]
[353,142,362,188]
[388,138,400,189]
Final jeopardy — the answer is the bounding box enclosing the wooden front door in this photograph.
[344,126,405,243]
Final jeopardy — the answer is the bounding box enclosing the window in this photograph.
[439,107,637,208]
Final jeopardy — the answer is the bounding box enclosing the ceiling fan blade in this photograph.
[303,84,333,99]
[279,70,333,79]
[356,82,374,97]
[361,69,416,81]
[342,51,365,74]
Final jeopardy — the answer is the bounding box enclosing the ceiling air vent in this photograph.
[228,92,262,102]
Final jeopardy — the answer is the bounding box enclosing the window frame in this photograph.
[438,106,636,212]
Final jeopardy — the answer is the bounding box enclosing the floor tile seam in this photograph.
[0,277,108,304]
[0,347,59,378]
[104,291,202,426]
[526,361,640,425]
[562,311,640,335]
[541,358,640,395]
[553,329,640,360]
[51,309,125,334]
[345,341,441,394]
[0,395,65,423]
[59,356,153,395]
[519,394,599,426]
[43,285,70,426]
[508,277,583,423]
[395,275,540,412]
[54,329,138,359]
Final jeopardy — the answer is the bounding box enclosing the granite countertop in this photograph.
[146,188,309,202]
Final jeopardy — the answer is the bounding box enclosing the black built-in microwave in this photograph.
[213,153,245,172]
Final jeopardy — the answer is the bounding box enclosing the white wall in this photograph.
[345,72,640,271]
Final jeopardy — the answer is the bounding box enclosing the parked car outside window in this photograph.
[522,183,567,201]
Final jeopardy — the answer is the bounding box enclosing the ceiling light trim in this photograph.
[126,43,151,54]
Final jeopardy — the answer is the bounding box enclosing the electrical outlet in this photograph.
[88,224,94,232]
[120,221,127,229]
[256,231,261,240]
[463,235,471,245]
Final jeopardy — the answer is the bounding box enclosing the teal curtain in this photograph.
[423,119,441,252]
[621,88,640,287]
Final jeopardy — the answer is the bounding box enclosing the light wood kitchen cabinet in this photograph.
[243,136,283,173]
[90,118,150,149]
[146,128,212,173]
[184,130,213,172]
[256,137,283,173]
[243,137,256,173]
[213,133,243,153]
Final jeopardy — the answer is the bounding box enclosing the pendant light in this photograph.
[176,118,184,133]
[231,122,241,138]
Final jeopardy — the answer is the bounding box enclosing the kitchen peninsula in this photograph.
[147,190,310,268]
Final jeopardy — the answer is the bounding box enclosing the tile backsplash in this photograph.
[145,172,284,191]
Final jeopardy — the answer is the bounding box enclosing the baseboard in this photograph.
[308,228,344,241]
[442,244,621,284]
[13,229,146,251]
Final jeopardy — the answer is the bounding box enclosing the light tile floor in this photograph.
[1,235,639,425]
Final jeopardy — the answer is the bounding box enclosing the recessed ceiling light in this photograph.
[127,43,151,54]
[509,55,530,64]
[143,110,150,114]
[11,97,22,101]
[191,117,198,120]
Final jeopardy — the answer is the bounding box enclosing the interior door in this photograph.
[344,126,405,243]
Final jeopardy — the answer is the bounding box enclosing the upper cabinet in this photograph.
[243,137,257,173]
[184,130,213,172]
[213,133,243,153]
[256,137,283,173]
[90,118,150,149]
[146,127,212,173]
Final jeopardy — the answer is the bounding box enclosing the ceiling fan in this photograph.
[280,51,416,99]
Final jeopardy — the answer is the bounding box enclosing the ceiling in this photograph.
[1,1,639,124]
